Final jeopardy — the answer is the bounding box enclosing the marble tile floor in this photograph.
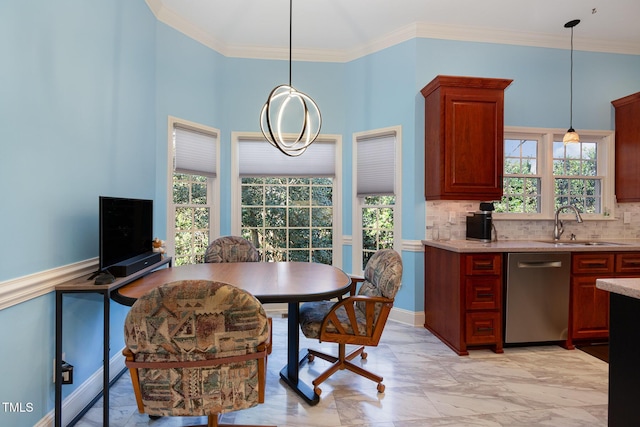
[75,317,609,427]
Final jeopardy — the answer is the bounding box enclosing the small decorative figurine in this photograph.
[152,237,166,256]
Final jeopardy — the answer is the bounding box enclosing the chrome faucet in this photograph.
[553,204,584,240]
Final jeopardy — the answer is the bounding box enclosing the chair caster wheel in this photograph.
[377,383,385,393]
[308,354,315,362]
[314,386,322,396]
[361,351,368,360]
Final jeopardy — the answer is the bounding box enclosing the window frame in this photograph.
[166,116,221,260]
[230,131,343,267]
[497,126,615,221]
[352,126,402,275]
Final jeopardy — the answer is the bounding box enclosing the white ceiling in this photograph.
[147,0,640,61]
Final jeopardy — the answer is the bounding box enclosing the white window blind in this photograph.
[174,125,217,177]
[238,139,335,176]
[356,132,396,196]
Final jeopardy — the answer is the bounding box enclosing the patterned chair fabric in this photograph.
[123,280,270,418]
[204,235,261,263]
[299,249,403,339]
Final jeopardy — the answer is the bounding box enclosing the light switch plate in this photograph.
[624,212,631,224]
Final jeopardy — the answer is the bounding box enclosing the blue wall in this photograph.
[0,0,639,424]
[0,1,157,425]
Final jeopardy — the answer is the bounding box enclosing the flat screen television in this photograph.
[99,196,155,276]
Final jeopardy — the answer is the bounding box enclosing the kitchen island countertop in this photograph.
[596,277,640,299]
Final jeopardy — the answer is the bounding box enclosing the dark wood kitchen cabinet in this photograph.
[424,246,502,355]
[570,253,613,344]
[570,251,640,346]
[612,91,640,202]
[421,75,512,201]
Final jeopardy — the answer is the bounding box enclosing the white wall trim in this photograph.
[0,259,98,311]
[35,348,126,427]
[402,239,425,253]
[389,307,425,328]
[343,238,424,253]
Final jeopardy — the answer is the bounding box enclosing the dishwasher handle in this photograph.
[517,260,563,268]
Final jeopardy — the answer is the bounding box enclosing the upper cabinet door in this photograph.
[612,91,640,203]
[422,75,512,201]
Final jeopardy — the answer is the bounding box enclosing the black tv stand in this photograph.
[54,256,171,427]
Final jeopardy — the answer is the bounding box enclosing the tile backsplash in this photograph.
[426,201,640,241]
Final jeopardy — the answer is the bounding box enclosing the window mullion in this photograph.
[539,132,555,218]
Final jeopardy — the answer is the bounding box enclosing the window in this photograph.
[241,177,333,263]
[500,137,541,213]
[496,127,614,219]
[173,173,212,265]
[167,118,220,265]
[353,127,402,272]
[553,140,601,213]
[232,134,341,265]
[361,196,395,269]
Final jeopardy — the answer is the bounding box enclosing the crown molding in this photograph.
[414,22,640,55]
[146,0,640,62]
[146,0,225,53]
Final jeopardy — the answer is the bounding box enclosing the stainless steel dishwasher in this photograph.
[504,252,571,344]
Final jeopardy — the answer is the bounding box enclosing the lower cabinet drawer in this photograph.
[465,312,501,345]
[616,252,640,274]
[465,277,501,310]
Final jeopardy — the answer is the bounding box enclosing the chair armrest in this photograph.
[261,317,273,355]
[348,274,365,296]
[319,295,394,344]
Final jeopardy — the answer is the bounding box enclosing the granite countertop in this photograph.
[597,277,640,300]
[422,238,640,253]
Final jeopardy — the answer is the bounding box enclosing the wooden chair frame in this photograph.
[306,277,394,395]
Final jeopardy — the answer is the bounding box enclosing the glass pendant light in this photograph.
[563,19,580,144]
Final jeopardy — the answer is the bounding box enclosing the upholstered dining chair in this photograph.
[298,249,403,396]
[122,280,275,427]
[204,235,261,263]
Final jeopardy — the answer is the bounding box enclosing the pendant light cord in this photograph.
[569,26,574,129]
[289,0,292,87]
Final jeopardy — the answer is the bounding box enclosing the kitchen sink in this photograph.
[536,240,626,246]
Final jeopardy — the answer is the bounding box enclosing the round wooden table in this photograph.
[113,261,352,405]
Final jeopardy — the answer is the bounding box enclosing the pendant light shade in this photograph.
[562,129,580,144]
[563,19,580,144]
[260,0,322,157]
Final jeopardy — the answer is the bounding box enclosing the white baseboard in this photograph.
[35,348,126,427]
[389,306,425,327]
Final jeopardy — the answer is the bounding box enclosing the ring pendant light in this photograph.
[260,0,322,157]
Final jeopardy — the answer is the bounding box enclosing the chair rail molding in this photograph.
[343,236,425,253]
[0,258,98,310]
